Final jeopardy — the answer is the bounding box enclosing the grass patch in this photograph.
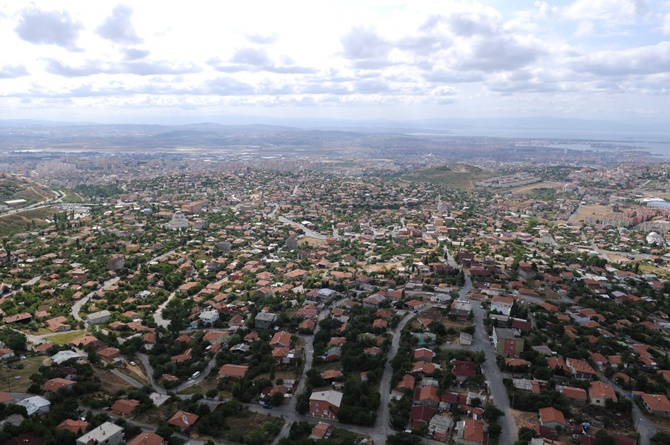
[401,164,494,190]
[0,207,57,236]
[47,330,87,345]
[0,356,47,392]
[61,189,85,203]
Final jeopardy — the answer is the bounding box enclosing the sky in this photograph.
[1,0,670,124]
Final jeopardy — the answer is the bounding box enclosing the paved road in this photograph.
[136,353,167,394]
[467,273,517,445]
[72,277,121,322]
[153,292,177,328]
[111,369,144,389]
[278,216,326,240]
[374,312,414,444]
[597,372,656,445]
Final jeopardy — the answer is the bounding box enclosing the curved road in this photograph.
[72,277,121,323]
[278,216,327,240]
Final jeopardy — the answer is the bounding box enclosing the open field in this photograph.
[46,330,88,345]
[300,236,327,247]
[0,356,48,392]
[572,204,618,222]
[509,181,563,194]
[402,164,495,190]
[93,368,138,392]
[0,206,57,235]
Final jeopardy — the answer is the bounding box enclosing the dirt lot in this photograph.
[300,236,327,247]
[509,182,564,194]
[93,368,138,393]
[0,356,48,392]
[365,261,402,273]
[572,204,618,222]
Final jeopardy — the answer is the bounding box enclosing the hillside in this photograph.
[401,164,495,190]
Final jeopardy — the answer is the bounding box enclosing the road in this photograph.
[277,215,326,240]
[72,277,121,322]
[373,312,414,445]
[597,372,656,445]
[136,353,167,394]
[467,273,517,445]
[153,292,177,328]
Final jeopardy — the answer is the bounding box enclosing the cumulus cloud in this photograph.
[123,48,150,61]
[0,65,29,79]
[340,27,394,68]
[230,47,272,66]
[245,33,278,44]
[456,36,545,72]
[564,0,649,25]
[572,41,670,76]
[45,58,200,77]
[446,12,498,37]
[97,5,142,44]
[212,49,316,74]
[15,9,82,50]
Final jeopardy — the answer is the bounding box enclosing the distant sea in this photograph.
[445,128,670,158]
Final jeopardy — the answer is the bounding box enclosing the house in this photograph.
[0,349,14,360]
[270,331,292,348]
[218,364,249,380]
[410,405,436,429]
[309,390,343,420]
[414,385,440,407]
[460,332,473,346]
[86,310,111,324]
[558,386,587,406]
[640,393,670,417]
[451,300,472,319]
[492,327,524,357]
[46,316,70,333]
[414,348,435,362]
[42,378,76,393]
[16,396,50,416]
[3,312,32,324]
[453,360,476,383]
[111,399,141,416]
[127,432,167,445]
[566,358,597,380]
[397,374,415,391]
[589,381,617,407]
[539,407,566,429]
[429,414,454,440]
[309,422,335,440]
[455,419,486,445]
[198,310,219,324]
[490,296,514,316]
[76,422,124,445]
[56,419,89,435]
[107,255,125,271]
[167,410,199,432]
[254,312,278,329]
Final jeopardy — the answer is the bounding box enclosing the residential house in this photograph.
[640,393,670,417]
[566,358,597,381]
[492,327,524,357]
[589,381,617,407]
[111,399,141,417]
[218,364,249,380]
[270,331,292,348]
[42,378,75,393]
[490,296,514,316]
[254,312,278,330]
[86,310,111,324]
[539,407,566,430]
[76,422,124,445]
[167,410,199,433]
[16,396,50,416]
[455,419,486,445]
[410,405,436,429]
[414,385,440,407]
[127,432,167,445]
[453,360,476,383]
[309,390,343,420]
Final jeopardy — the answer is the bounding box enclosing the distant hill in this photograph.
[402,164,495,190]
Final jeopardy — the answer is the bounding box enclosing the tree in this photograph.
[651,432,670,445]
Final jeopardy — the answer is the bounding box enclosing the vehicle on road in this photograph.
[262,403,273,409]
[191,371,201,379]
